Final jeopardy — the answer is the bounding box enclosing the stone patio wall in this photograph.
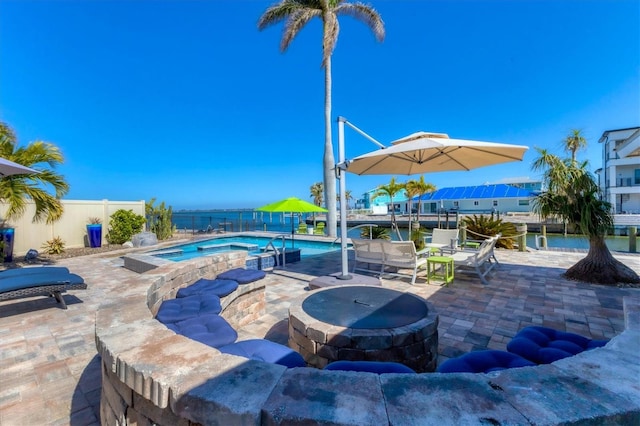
[95,251,640,425]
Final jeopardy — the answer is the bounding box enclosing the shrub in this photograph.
[106,209,145,244]
[42,236,65,255]
[463,214,517,249]
[146,198,175,241]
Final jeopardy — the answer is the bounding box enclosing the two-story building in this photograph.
[596,127,640,214]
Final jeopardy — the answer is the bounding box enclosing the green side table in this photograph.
[426,256,454,286]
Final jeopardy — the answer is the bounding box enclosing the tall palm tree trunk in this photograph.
[565,235,639,284]
[324,55,337,237]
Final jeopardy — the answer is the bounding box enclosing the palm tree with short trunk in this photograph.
[0,122,69,223]
[258,0,385,238]
[532,134,639,284]
[310,181,324,226]
[372,177,404,240]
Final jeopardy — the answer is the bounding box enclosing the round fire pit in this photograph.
[288,286,439,372]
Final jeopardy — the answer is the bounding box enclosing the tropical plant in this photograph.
[563,128,587,162]
[462,214,517,249]
[41,236,65,255]
[106,209,145,245]
[88,217,102,225]
[0,122,69,223]
[310,182,324,207]
[360,225,390,240]
[532,132,639,284]
[372,177,404,240]
[258,0,385,238]
[406,176,436,223]
[336,189,353,210]
[146,198,175,241]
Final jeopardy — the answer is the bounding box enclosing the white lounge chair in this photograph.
[448,234,501,285]
[382,241,429,285]
[424,228,459,254]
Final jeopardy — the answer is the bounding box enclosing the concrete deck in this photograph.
[0,247,638,425]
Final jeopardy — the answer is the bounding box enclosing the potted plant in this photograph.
[87,217,102,248]
[0,220,15,262]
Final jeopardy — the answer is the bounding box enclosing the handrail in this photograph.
[263,234,288,267]
[332,223,379,246]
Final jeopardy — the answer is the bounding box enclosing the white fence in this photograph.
[0,199,146,257]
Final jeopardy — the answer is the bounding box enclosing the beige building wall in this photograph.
[0,199,146,257]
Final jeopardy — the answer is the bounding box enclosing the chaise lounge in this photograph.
[0,269,87,309]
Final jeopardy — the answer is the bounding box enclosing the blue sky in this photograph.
[1,0,638,210]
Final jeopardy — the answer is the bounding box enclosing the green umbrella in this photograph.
[256,197,328,247]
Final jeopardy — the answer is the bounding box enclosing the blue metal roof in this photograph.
[415,184,535,201]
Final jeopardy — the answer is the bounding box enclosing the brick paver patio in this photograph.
[0,246,638,425]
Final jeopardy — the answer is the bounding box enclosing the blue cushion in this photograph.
[165,314,237,348]
[176,279,239,298]
[216,268,266,284]
[0,266,70,279]
[324,361,416,374]
[437,350,536,373]
[156,295,222,325]
[218,339,306,368]
[507,326,609,364]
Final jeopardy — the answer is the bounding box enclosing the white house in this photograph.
[596,127,640,214]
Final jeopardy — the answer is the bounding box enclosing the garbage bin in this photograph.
[0,227,15,262]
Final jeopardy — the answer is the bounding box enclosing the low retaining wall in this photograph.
[95,251,640,425]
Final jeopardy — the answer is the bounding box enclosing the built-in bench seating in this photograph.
[95,250,640,425]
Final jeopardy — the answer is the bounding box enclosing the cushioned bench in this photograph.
[506,326,609,364]
[156,294,222,324]
[324,360,416,374]
[216,268,266,284]
[437,350,536,373]
[165,314,238,348]
[176,278,239,298]
[218,339,306,368]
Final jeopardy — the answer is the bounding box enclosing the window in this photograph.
[493,200,498,207]
[473,201,479,206]
[635,169,640,185]
[518,199,529,206]
[453,201,459,207]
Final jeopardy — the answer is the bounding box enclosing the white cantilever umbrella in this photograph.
[335,122,529,280]
[346,131,528,176]
[0,157,39,177]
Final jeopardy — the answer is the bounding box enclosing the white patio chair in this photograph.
[448,234,501,285]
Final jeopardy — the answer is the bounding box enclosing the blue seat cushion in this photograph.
[156,294,222,325]
[437,350,536,373]
[218,339,306,368]
[324,360,416,374]
[176,279,239,298]
[216,268,266,284]
[165,314,237,348]
[506,326,609,364]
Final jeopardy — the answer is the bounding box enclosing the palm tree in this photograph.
[310,181,324,226]
[0,122,69,223]
[532,136,639,284]
[406,175,436,224]
[336,189,352,209]
[258,1,385,238]
[310,182,324,207]
[564,129,587,162]
[372,177,404,240]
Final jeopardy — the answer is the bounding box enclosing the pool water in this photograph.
[149,235,343,262]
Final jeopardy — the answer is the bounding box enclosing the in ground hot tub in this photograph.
[288,286,439,372]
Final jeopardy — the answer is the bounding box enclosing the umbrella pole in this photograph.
[337,118,352,279]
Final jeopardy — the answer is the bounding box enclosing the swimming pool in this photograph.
[148,234,344,262]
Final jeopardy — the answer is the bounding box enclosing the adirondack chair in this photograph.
[448,234,501,285]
